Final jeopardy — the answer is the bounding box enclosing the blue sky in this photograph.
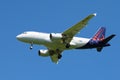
[0,0,119,80]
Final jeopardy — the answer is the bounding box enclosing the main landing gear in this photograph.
[66,43,70,48]
[58,54,62,59]
[49,49,62,59]
[56,49,62,59]
[61,34,70,48]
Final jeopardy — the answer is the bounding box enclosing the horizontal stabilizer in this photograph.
[102,34,116,44]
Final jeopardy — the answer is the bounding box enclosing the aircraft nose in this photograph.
[16,34,22,40]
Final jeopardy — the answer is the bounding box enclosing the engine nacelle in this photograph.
[50,33,62,41]
[38,50,49,57]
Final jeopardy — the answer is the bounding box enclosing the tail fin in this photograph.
[92,27,106,41]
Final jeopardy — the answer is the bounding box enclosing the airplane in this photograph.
[16,13,115,64]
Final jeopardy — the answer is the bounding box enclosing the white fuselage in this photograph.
[16,31,90,50]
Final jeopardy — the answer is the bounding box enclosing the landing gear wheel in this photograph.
[30,46,33,50]
[30,42,33,50]
[58,55,62,59]
[66,43,70,48]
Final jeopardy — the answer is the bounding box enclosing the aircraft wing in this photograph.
[62,13,96,44]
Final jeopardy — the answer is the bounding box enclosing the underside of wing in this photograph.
[62,13,96,44]
[49,49,63,64]
[50,54,59,64]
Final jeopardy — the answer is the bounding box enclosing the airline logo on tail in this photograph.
[92,27,106,41]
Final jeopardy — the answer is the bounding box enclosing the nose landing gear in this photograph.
[30,42,33,50]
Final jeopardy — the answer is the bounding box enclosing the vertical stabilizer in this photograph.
[92,27,106,41]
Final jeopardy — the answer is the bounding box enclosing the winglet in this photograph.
[93,13,97,16]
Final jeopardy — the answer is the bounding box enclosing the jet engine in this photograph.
[50,33,62,41]
[50,33,71,48]
[38,50,49,57]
